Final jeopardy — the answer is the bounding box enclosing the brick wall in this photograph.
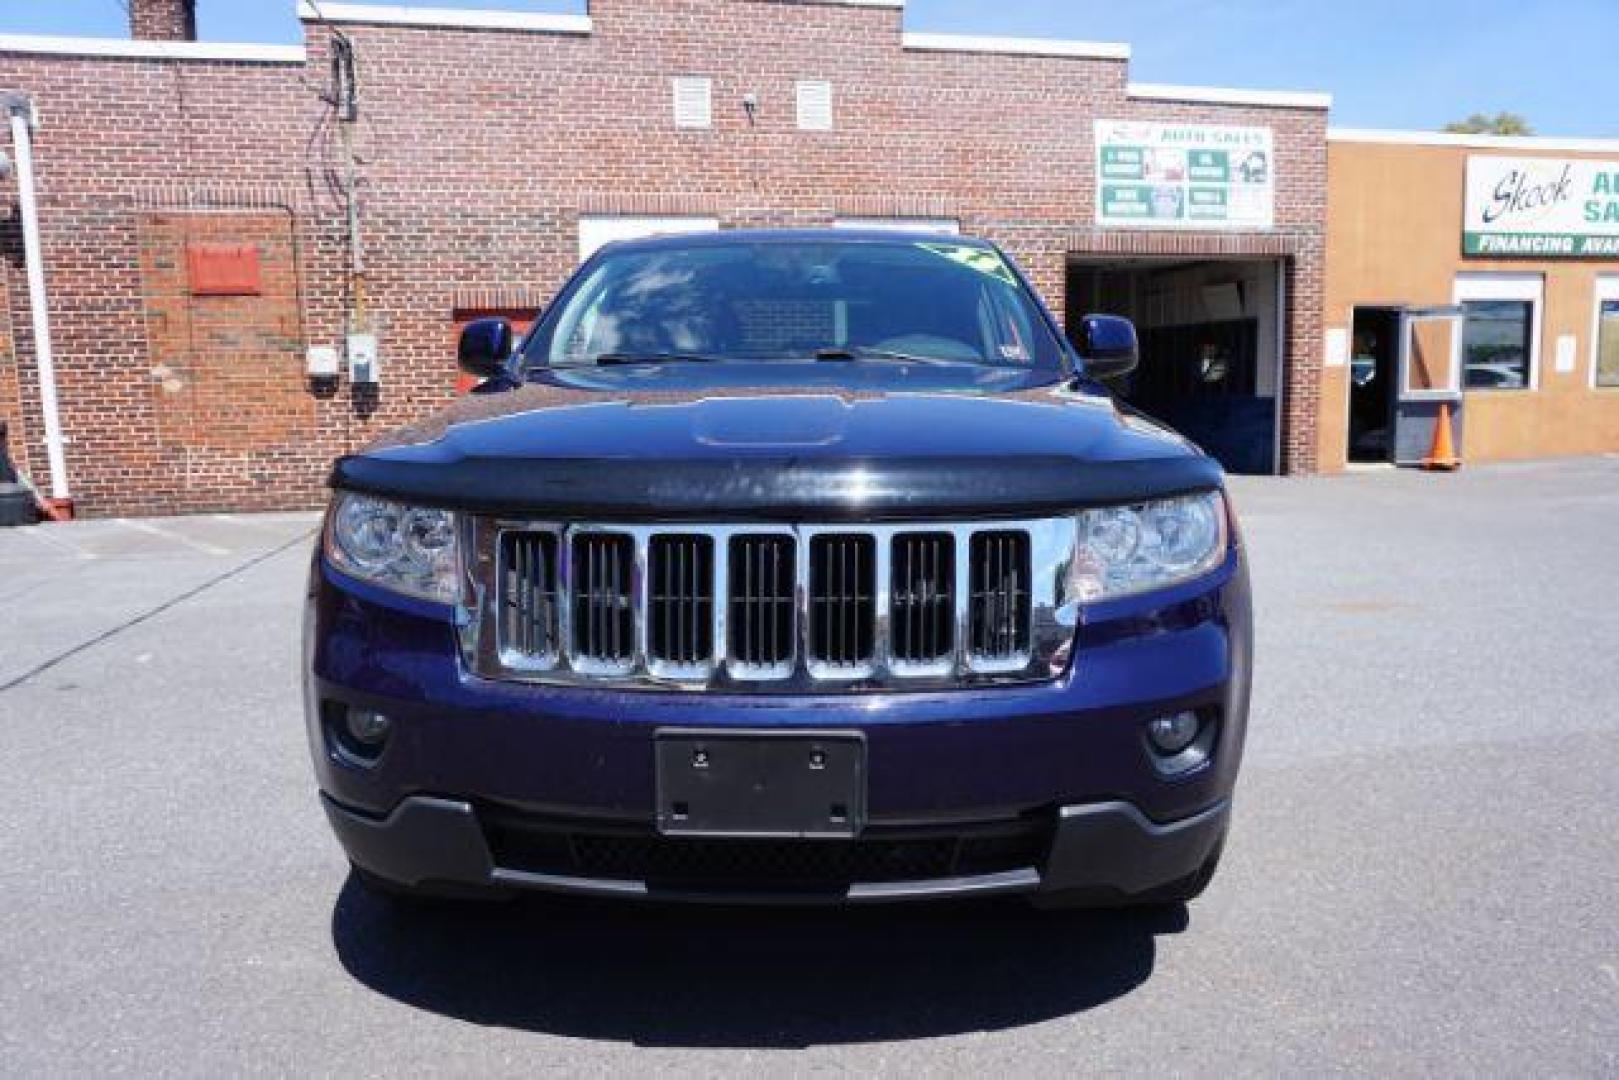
[136,212,325,509]
[0,49,331,514]
[0,0,1329,514]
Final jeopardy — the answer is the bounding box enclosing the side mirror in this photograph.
[1073,314,1139,380]
[458,317,514,380]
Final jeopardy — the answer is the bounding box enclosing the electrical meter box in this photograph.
[306,345,340,379]
[347,334,380,384]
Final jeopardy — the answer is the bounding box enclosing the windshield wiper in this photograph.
[593,352,721,367]
[814,347,979,366]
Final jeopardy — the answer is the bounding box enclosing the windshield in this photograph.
[526,238,1065,369]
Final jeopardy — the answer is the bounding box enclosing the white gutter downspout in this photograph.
[5,93,69,503]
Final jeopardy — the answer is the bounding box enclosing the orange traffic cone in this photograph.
[1421,402,1461,472]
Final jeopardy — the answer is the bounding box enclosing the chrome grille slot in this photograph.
[969,531,1032,667]
[499,531,561,664]
[890,533,954,671]
[571,532,635,671]
[728,535,796,676]
[648,534,714,674]
[809,534,877,676]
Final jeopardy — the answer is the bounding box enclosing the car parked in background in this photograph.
[0,422,38,527]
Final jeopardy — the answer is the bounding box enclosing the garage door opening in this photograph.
[1066,256,1284,475]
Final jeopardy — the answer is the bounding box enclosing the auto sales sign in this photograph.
[1096,121,1274,231]
[1465,155,1619,257]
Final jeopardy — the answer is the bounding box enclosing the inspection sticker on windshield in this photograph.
[916,243,1018,286]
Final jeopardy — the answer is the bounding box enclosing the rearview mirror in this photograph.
[1073,314,1139,380]
[458,317,514,380]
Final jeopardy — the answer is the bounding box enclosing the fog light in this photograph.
[345,707,392,747]
[1147,712,1201,755]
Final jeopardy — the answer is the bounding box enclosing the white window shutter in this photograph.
[796,80,834,132]
[673,77,713,129]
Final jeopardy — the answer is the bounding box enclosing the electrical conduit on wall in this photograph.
[5,93,70,508]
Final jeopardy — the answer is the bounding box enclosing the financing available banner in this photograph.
[1465,156,1619,257]
[1095,121,1275,231]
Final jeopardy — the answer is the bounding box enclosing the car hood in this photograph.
[332,363,1222,520]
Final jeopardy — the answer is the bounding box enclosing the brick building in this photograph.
[0,0,1332,516]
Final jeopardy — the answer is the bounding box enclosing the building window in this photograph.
[1460,301,1534,390]
[1454,274,1542,392]
[833,217,960,235]
[672,77,712,129]
[796,80,834,131]
[1595,278,1619,388]
[576,215,721,263]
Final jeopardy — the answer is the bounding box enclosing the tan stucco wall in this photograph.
[1321,139,1619,471]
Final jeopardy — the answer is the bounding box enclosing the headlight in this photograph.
[1066,491,1228,602]
[324,492,461,603]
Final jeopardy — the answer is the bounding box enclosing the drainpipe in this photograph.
[5,93,71,510]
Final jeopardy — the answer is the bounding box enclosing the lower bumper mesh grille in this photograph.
[483,811,1053,889]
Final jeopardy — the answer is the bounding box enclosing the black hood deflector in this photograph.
[332,453,1223,521]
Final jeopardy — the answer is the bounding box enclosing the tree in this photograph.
[1444,112,1534,137]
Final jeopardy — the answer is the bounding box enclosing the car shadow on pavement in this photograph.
[331,873,1184,1047]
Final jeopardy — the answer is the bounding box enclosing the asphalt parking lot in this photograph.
[2,459,1617,1076]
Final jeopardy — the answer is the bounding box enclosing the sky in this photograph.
[1,0,1612,137]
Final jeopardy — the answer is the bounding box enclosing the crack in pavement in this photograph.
[0,529,316,696]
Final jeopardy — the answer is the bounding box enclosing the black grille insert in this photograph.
[483,810,1053,890]
[891,533,955,666]
[728,535,796,670]
[500,531,560,660]
[969,531,1031,661]
[809,534,876,669]
[571,532,635,665]
[648,534,714,669]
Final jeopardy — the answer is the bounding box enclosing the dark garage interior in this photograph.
[1066,257,1283,475]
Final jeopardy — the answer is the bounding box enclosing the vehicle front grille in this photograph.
[728,535,796,675]
[890,532,955,670]
[465,518,1071,690]
[482,809,1053,890]
[970,531,1032,667]
[649,535,714,674]
[571,532,635,672]
[808,534,876,675]
[499,531,561,664]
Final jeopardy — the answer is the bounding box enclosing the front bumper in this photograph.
[325,792,1230,905]
[305,542,1251,904]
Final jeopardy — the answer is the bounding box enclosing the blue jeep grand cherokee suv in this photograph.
[304,230,1251,908]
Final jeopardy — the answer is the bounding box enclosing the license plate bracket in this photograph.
[655,730,867,838]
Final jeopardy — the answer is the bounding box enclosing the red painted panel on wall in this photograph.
[187,243,262,297]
